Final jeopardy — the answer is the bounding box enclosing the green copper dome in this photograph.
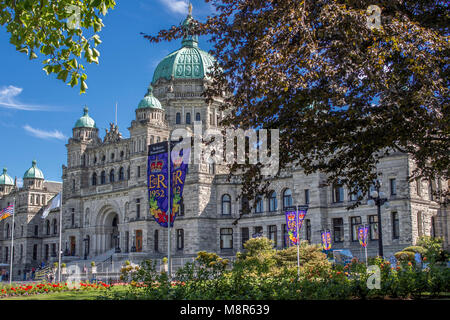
[23,160,44,180]
[152,10,215,84]
[138,86,163,109]
[0,168,14,186]
[74,106,97,129]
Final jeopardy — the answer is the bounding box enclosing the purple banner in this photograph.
[285,206,308,246]
[358,225,369,248]
[148,141,190,228]
[321,230,331,250]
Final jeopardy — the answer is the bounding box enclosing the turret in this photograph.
[23,160,44,189]
[0,168,14,196]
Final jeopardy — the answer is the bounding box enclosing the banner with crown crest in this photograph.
[148,141,190,228]
[358,225,369,248]
[321,230,332,251]
[285,206,308,246]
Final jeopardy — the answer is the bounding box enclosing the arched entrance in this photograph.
[95,205,121,255]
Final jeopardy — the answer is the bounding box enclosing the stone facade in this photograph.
[0,168,61,279]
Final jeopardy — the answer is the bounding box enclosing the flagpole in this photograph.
[9,197,15,285]
[58,190,63,282]
[365,225,368,266]
[167,138,171,279]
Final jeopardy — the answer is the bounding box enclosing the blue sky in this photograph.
[0,0,214,184]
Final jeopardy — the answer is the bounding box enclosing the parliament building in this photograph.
[0,11,448,280]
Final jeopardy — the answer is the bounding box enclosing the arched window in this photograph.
[127,167,130,180]
[176,112,181,124]
[46,220,50,235]
[268,191,277,212]
[241,196,250,214]
[110,169,115,183]
[255,195,264,213]
[101,171,106,184]
[222,194,231,215]
[195,112,201,121]
[6,224,10,238]
[186,112,191,124]
[333,181,344,203]
[283,189,292,209]
[52,219,57,234]
[119,167,124,181]
[92,173,97,186]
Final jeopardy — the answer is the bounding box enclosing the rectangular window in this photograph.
[176,229,184,250]
[304,189,310,205]
[34,225,39,236]
[71,208,75,227]
[390,178,397,196]
[305,219,311,243]
[253,226,263,238]
[282,224,288,248]
[32,244,38,260]
[136,199,141,219]
[369,215,379,240]
[350,216,362,241]
[416,178,421,196]
[241,227,249,248]
[137,166,141,178]
[220,228,233,249]
[333,184,344,203]
[268,225,277,247]
[431,216,436,238]
[154,230,158,252]
[333,218,344,243]
[392,212,399,240]
[51,244,56,257]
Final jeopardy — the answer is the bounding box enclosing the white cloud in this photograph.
[23,125,67,141]
[158,0,188,14]
[16,177,23,188]
[0,85,53,111]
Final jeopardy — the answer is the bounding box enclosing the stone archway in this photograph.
[94,205,121,255]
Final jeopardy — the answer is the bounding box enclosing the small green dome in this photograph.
[152,10,215,84]
[23,160,44,180]
[138,86,163,109]
[0,168,14,186]
[74,106,97,128]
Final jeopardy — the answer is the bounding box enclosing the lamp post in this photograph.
[367,180,389,258]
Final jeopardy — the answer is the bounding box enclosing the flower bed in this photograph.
[0,281,123,299]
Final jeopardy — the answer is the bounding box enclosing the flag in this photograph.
[42,193,61,219]
[358,225,369,248]
[0,204,14,221]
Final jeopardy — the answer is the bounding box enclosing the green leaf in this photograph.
[57,69,69,82]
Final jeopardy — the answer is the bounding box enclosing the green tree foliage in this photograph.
[144,0,449,207]
[0,0,116,93]
[416,236,449,264]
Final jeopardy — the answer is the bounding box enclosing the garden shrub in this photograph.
[403,246,427,255]
[394,251,415,262]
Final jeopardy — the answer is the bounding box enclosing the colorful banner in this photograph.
[0,204,14,221]
[148,141,190,228]
[358,225,369,248]
[285,206,308,246]
[321,230,332,250]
